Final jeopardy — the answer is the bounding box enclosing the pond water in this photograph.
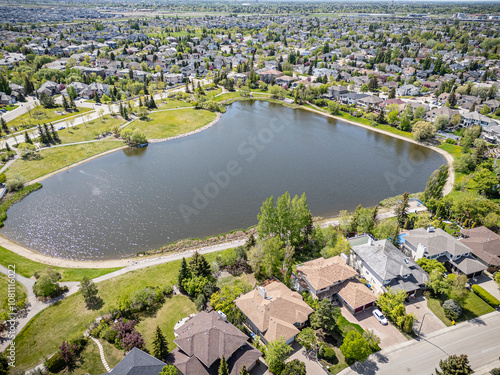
[1,101,446,260]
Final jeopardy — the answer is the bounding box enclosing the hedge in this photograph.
[471,284,500,308]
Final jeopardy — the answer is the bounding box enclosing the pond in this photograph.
[1,101,446,260]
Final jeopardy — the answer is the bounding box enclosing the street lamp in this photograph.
[417,312,431,336]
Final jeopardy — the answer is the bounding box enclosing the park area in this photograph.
[7,106,93,130]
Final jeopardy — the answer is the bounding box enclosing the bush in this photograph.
[445,138,457,145]
[471,285,500,308]
[490,368,500,375]
[102,326,118,343]
[318,343,337,362]
[443,299,462,320]
[45,353,65,373]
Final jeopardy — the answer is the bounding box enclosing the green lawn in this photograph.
[13,250,224,370]
[133,109,216,140]
[58,116,124,144]
[0,246,122,281]
[205,88,223,98]
[6,140,124,181]
[214,92,243,102]
[438,142,462,160]
[216,272,256,290]
[426,292,494,327]
[137,295,197,352]
[157,99,193,110]
[7,107,93,130]
[0,273,27,317]
[64,339,106,375]
[101,339,125,368]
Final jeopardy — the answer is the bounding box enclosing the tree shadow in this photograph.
[349,358,380,375]
[86,296,105,311]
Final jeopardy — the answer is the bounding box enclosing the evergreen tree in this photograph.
[376,110,385,124]
[395,192,410,228]
[62,95,69,111]
[37,124,47,144]
[448,90,457,108]
[388,87,396,99]
[94,91,101,103]
[189,251,211,278]
[5,142,10,152]
[139,97,143,107]
[390,224,401,248]
[43,124,53,143]
[0,117,8,133]
[239,365,250,375]
[123,106,129,120]
[152,326,169,361]
[69,95,76,110]
[218,356,228,375]
[119,103,124,117]
[178,257,190,293]
[50,124,60,142]
[24,131,32,144]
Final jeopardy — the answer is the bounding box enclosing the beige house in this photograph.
[235,281,313,344]
[296,256,377,314]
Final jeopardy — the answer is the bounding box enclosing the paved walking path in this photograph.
[90,336,111,372]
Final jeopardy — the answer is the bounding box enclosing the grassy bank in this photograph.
[0,183,42,226]
[0,246,122,281]
[133,108,216,139]
[8,107,93,130]
[58,116,124,144]
[6,141,124,182]
[426,292,494,327]
[157,98,193,110]
[13,249,227,370]
[0,274,27,317]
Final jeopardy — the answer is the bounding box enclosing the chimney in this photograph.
[416,243,426,260]
[427,226,435,233]
[217,310,227,321]
[258,286,267,299]
[340,253,348,264]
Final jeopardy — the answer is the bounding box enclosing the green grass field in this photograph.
[0,273,27,317]
[214,92,244,102]
[137,295,197,352]
[58,116,124,144]
[157,98,193,110]
[8,107,93,130]
[0,246,122,281]
[427,292,494,327]
[6,141,124,181]
[13,250,225,370]
[133,108,216,139]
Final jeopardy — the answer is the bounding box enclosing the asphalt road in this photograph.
[339,311,500,375]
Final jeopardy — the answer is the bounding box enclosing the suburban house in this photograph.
[296,256,377,314]
[425,106,460,123]
[462,111,499,128]
[102,347,167,375]
[339,92,369,106]
[164,73,184,84]
[169,310,261,375]
[481,123,500,143]
[258,69,283,83]
[235,280,314,345]
[403,227,486,278]
[460,226,500,272]
[350,238,429,296]
[36,80,59,96]
[327,85,349,99]
[275,75,297,87]
[396,84,421,97]
[358,95,384,108]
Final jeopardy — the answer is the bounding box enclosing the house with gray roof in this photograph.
[102,347,167,375]
[350,238,428,296]
[403,227,486,278]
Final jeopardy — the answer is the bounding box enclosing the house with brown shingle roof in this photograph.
[168,311,261,375]
[235,281,313,345]
[296,256,377,314]
[460,226,500,273]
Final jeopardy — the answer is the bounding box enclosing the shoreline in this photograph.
[1,99,455,267]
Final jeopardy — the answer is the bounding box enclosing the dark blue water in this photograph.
[0,101,446,260]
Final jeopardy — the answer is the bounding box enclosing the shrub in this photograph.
[102,326,118,343]
[490,368,500,375]
[445,138,457,145]
[44,353,65,373]
[443,299,462,320]
[318,343,337,362]
[471,285,500,308]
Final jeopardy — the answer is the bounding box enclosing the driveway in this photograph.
[405,296,446,336]
[473,273,500,301]
[340,306,407,349]
[285,342,328,375]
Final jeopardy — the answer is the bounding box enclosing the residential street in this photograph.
[339,311,500,375]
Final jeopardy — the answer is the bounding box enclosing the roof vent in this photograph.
[217,310,227,321]
[258,286,267,299]
[427,226,435,233]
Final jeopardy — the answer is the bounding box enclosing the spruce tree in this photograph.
[5,142,10,152]
[239,365,250,375]
[152,326,169,361]
[218,356,228,375]
[62,95,69,111]
[119,103,124,117]
[189,251,211,278]
[50,124,60,142]
[178,257,190,293]
[37,124,47,144]
[0,117,8,133]
[24,131,32,144]
[123,106,129,120]
[43,124,53,143]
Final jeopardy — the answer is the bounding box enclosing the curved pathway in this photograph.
[90,336,111,373]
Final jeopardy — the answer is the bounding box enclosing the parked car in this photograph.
[373,309,388,325]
